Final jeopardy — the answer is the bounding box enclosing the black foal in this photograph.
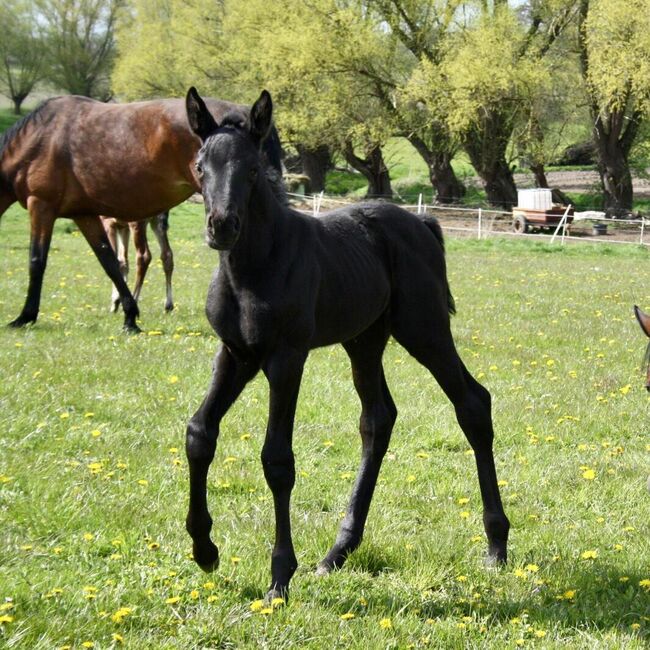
[184,87,510,601]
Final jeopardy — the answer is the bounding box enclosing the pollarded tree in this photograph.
[38,0,125,99]
[444,0,577,208]
[221,0,399,198]
[0,0,46,114]
[578,0,650,215]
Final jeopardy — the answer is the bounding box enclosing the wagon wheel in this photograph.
[512,214,529,234]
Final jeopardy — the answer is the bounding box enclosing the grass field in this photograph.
[1,202,649,649]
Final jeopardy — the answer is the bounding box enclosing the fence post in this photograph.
[641,218,646,245]
[550,205,572,245]
[417,193,423,215]
[478,208,482,240]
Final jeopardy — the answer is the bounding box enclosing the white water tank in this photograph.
[517,189,552,211]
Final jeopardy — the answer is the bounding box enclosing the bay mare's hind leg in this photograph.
[102,219,130,313]
[393,312,510,565]
[8,197,56,327]
[130,221,152,304]
[150,212,174,311]
[317,316,396,574]
[186,345,260,571]
[74,216,141,333]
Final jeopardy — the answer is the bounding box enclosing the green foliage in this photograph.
[0,0,46,112]
[1,202,649,648]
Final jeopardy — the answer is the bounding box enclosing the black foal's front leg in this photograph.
[74,217,141,333]
[186,345,259,571]
[261,348,307,601]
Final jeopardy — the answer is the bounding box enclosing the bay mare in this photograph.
[0,95,281,331]
[183,87,510,601]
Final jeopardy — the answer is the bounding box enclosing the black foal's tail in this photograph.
[421,215,456,316]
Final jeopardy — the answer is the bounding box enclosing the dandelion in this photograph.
[534,630,547,638]
[148,542,160,550]
[230,556,241,564]
[525,564,539,573]
[250,599,264,612]
[378,617,392,629]
[271,597,285,608]
[0,615,14,624]
[168,375,179,384]
[457,497,470,505]
[582,469,596,480]
[639,579,650,590]
[110,607,132,623]
[83,533,94,541]
[340,612,355,620]
[81,643,95,648]
[165,596,181,605]
[190,590,200,599]
[112,633,124,644]
[459,511,470,519]
[581,550,598,560]
[137,479,148,486]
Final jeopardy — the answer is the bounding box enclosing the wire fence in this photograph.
[287,191,650,248]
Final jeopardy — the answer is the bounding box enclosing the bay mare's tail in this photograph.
[421,215,456,315]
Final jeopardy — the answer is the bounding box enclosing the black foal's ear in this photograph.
[186,87,218,141]
[250,90,273,146]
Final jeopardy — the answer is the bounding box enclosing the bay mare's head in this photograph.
[634,305,650,391]
[186,87,274,250]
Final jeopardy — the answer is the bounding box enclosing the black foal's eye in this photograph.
[249,167,258,182]
[195,162,203,176]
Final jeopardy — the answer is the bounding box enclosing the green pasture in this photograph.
[1,202,649,649]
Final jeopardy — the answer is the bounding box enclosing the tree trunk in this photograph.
[530,163,548,189]
[12,93,27,115]
[296,144,331,194]
[463,112,518,209]
[344,142,393,199]
[408,135,465,203]
[592,112,639,216]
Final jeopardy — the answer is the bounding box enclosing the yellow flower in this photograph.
[525,564,539,573]
[230,556,241,564]
[83,533,94,541]
[379,618,392,629]
[534,630,547,638]
[582,469,596,480]
[271,597,285,608]
[340,612,355,620]
[581,550,599,560]
[260,607,273,615]
[165,596,180,605]
[110,607,132,623]
[250,599,265,612]
[639,579,650,590]
[112,633,124,644]
[0,615,14,624]
[168,375,179,384]
[81,643,95,649]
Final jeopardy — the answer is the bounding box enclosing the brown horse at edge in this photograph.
[0,95,281,332]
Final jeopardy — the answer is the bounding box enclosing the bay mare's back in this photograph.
[3,95,248,220]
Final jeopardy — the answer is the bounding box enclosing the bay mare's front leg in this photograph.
[186,345,259,571]
[74,216,140,333]
[8,197,56,327]
[262,347,307,601]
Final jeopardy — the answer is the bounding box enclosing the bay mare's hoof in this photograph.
[193,540,219,573]
[123,322,142,334]
[8,313,37,328]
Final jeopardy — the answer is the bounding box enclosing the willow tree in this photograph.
[113,0,230,100]
[443,1,577,208]
[221,0,399,198]
[0,0,46,114]
[578,0,650,215]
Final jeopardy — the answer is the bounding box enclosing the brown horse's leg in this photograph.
[186,345,259,571]
[317,316,395,574]
[74,216,141,333]
[130,221,151,303]
[150,212,174,311]
[102,218,130,313]
[261,347,307,601]
[8,197,56,327]
[394,319,510,565]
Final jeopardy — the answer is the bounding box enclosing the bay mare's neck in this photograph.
[217,174,288,275]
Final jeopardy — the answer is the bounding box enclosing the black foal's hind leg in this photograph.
[317,318,396,574]
[186,345,259,571]
[396,327,510,565]
[74,217,141,333]
[9,198,55,327]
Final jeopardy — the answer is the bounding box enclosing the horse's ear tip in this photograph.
[187,86,199,100]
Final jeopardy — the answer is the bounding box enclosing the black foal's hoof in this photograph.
[194,540,219,573]
[8,314,36,328]
[164,302,174,312]
[485,546,508,568]
[264,587,288,606]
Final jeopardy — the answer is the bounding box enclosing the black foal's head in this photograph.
[186,87,274,250]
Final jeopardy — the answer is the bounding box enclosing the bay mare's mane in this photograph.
[0,98,62,160]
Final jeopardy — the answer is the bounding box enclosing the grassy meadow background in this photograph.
[1,201,649,649]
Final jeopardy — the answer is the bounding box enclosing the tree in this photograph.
[443,1,577,208]
[38,0,125,99]
[0,1,46,114]
[578,0,650,215]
